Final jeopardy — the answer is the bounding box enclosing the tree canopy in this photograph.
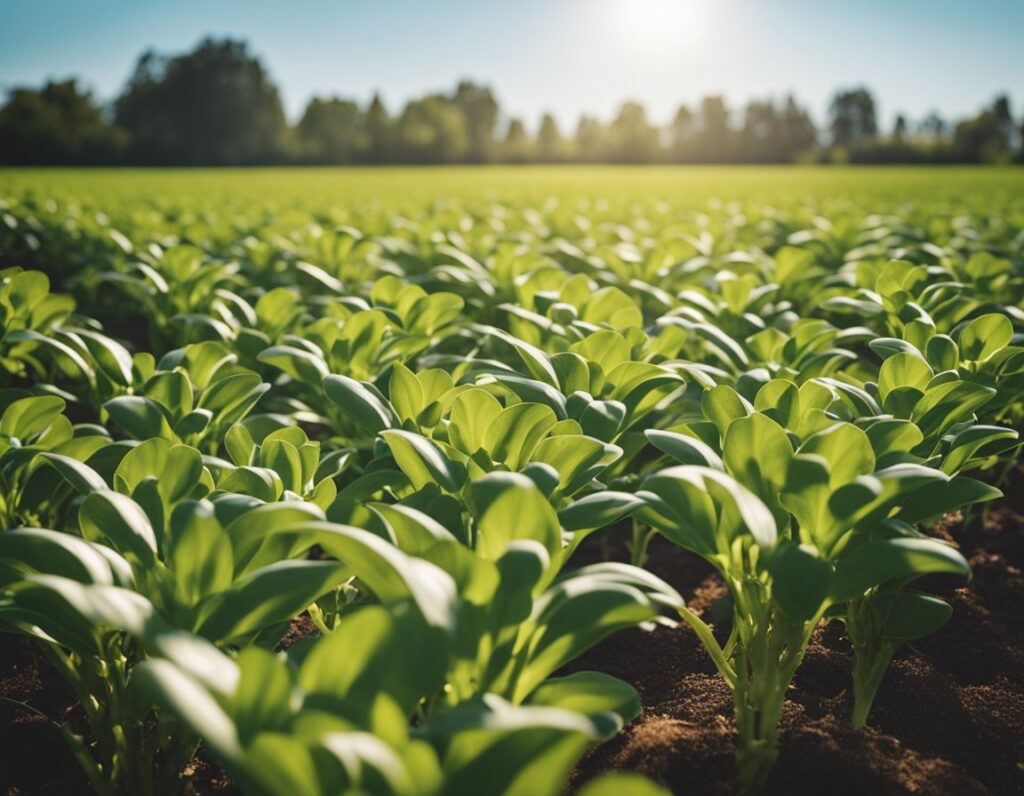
[114,38,287,165]
[0,38,1020,166]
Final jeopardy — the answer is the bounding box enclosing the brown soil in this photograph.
[568,503,1024,795]
[2,508,1022,795]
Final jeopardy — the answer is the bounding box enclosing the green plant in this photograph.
[637,381,1004,788]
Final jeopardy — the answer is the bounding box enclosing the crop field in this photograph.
[1,165,1023,795]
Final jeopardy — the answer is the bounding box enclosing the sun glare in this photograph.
[603,0,708,52]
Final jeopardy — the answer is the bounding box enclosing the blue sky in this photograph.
[1,0,1021,130]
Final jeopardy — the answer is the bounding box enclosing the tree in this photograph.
[829,87,877,148]
[0,80,126,164]
[952,96,1017,163]
[452,81,499,163]
[296,98,368,164]
[893,114,908,143]
[992,95,1015,152]
[607,101,660,162]
[693,96,732,161]
[500,117,531,163]
[780,95,817,158]
[364,93,393,164]
[575,115,607,162]
[536,113,564,162]
[394,95,468,163]
[667,105,694,161]
[740,99,780,162]
[736,96,815,163]
[115,38,286,165]
[918,111,947,142]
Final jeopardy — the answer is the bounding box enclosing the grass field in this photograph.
[3,165,1024,208]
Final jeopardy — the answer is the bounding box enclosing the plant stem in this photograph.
[306,602,332,636]
[846,594,895,729]
[629,520,655,568]
[850,643,894,729]
[729,576,823,793]
[675,603,736,688]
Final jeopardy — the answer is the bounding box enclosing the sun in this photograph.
[602,0,708,51]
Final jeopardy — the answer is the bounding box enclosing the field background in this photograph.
[3,166,1023,209]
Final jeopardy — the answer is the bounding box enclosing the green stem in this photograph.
[729,576,825,793]
[307,603,332,636]
[675,603,737,688]
[850,643,894,729]
[847,594,895,729]
[629,520,655,568]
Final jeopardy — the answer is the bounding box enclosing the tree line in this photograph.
[1,37,1021,166]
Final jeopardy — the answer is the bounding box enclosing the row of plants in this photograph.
[1,190,1022,793]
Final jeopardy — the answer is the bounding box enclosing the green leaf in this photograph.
[799,423,875,486]
[324,374,396,434]
[645,429,724,469]
[832,538,969,601]
[778,455,836,551]
[467,472,561,564]
[577,773,672,796]
[875,591,953,641]
[6,330,94,378]
[701,385,751,436]
[217,466,283,503]
[116,438,206,505]
[0,527,119,585]
[145,370,194,421]
[525,671,641,737]
[941,425,1019,474]
[925,335,959,371]
[14,575,160,645]
[449,388,503,454]
[225,423,256,466]
[578,400,626,441]
[896,475,1001,524]
[197,372,268,425]
[483,403,558,471]
[0,395,65,440]
[260,438,304,494]
[769,542,833,620]
[481,325,559,386]
[529,434,615,495]
[957,313,1012,362]
[224,501,324,574]
[67,329,133,387]
[38,452,107,494]
[423,695,594,796]
[722,413,792,506]
[104,396,175,441]
[197,560,349,642]
[753,379,801,430]
[381,429,465,492]
[167,500,234,608]
[878,352,932,400]
[516,577,660,700]
[131,659,243,767]
[864,419,923,459]
[258,345,329,385]
[79,490,158,567]
[232,647,294,744]
[303,521,459,633]
[389,362,424,424]
[570,330,632,375]
[559,492,645,533]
